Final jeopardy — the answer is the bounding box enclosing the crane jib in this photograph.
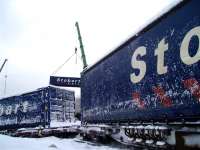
[0,59,8,73]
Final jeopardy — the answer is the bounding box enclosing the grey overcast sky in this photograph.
[0,0,180,98]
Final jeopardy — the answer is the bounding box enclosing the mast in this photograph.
[75,22,88,69]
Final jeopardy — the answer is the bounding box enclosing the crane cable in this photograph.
[51,49,80,75]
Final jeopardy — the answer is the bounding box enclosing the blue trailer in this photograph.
[81,1,200,148]
[81,0,200,124]
[0,86,75,130]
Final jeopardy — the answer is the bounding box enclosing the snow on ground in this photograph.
[50,120,81,128]
[0,134,126,150]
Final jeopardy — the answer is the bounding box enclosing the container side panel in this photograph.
[0,90,45,128]
[49,87,75,122]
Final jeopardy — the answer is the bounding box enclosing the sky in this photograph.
[0,0,180,98]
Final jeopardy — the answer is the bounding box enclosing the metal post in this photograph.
[4,75,7,95]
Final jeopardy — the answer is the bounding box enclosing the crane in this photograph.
[0,59,8,73]
[75,22,88,69]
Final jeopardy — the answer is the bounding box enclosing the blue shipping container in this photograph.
[81,0,200,123]
[0,86,75,130]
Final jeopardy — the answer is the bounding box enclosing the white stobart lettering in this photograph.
[14,104,20,114]
[180,26,200,65]
[130,46,147,83]
[5,106,12,115]
[0,102,30,116]
[130,26,200,84]
[22,101,29,112]
[155,38,168,74]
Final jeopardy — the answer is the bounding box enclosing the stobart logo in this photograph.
[130,26,200,83]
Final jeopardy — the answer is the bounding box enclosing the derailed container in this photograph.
[81,0,200,124]
[0,86,75,130]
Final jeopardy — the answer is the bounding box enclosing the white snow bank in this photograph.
[0,134,117,150]
[50,120,81,127]
[183,135,200,148]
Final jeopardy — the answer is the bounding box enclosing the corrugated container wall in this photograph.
[49,87,75,122]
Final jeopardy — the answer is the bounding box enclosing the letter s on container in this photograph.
[130,46,147,83]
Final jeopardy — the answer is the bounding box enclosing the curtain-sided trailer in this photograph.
[81,0,200,124]
[0,86,75,130]
[81,0,200,148]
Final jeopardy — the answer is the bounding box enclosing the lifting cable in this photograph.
[51,48,81,75]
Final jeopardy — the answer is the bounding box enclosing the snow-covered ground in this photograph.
[50,120,81,128]
[0,134,127,150]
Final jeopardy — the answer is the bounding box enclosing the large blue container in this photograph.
[0,86,75,130]
[81,0,200,123]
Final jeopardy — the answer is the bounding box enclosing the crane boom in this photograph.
[75,22,88,69]
[0,59,8,73]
